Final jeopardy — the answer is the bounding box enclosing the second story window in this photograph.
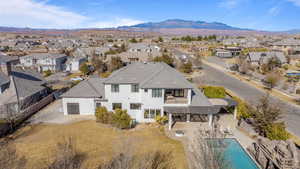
[131,84,139,93]
[111,84,119,93]
[152,89,162,98]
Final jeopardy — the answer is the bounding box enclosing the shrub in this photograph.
[43,70,52,77]
[232,96,252,119]
[179,61,193,73]
[112,109,132,129]
[202,86,226,98]
[95,107,113,124]
[282,64,289,70]
[265,123,290,140]
[79,63,89,75]
[100,72,111,78]
[155,116,168,125]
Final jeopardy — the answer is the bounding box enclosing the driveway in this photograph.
[195,63,300,137]
[28,99,95,124]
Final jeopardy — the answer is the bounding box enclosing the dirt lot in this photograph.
[12,120,188,169]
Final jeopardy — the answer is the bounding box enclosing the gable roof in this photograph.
[61,78,106,99]
[104,62,194,89]
[248,52,287,63]
[0,68,47,104]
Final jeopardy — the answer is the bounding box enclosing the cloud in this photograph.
[219,0,242,9]
[88,18,143,28]
[268,6,281,16]
[287,0,300,6]
[0,0,143,29]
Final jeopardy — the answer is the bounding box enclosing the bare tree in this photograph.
[264,72,281,89]
[98,137,174,169]
[0,140,27,169]
[250,95,283,137]
[190,129,230,169]
[47,137,85,169]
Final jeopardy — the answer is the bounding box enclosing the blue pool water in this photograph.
[208,138,259,169]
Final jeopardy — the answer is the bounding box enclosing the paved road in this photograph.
[196,63,300,137]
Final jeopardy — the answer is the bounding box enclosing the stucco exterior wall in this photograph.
[62,97,96,115]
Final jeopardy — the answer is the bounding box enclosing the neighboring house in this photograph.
[247,52,287,66]
[106,43,161,63]
[0,62,50,116]
[20,53,67,72]
[216,47,241,58]
[272,39,300,54]
[216,49,232,58]
[65,57,87,72]
[62,62,228,129]
[0,54,19,93]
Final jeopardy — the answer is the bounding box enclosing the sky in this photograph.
[0,0,300,31]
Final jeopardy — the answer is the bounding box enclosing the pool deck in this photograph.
[165,114,257,169]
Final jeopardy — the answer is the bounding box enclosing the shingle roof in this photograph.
[22,53,67,59]
[0,54,18,64]
[0,69,47,104]
[248,52,287,64]
[61,78,106,99]
[105,62,194,89]
[10,69,46,98]
[0,72,9,86]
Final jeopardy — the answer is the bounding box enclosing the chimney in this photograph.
[0,62,12,76]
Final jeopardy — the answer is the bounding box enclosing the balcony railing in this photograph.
[164,95,188,104]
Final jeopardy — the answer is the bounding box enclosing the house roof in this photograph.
[22,53,67,60]
[104,62,194,89]
[248,52,287,63]
[61,78,106,99]
[0,72,9,86]
[0,54,18,64]
[0,68,47,104]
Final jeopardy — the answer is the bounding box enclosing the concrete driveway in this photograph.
[28,99,95,124]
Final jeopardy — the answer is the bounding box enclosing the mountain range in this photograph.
[0,19,299,35]
[119,19,247,30]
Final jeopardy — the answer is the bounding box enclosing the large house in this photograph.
[62,62,230,129]
[247,51,287,66]
[20,53,67,72]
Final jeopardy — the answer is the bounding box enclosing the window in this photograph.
[144,109,161,119]
[152,89,162,98]
[144,109,150,118]
[130,103,141,110]
[112,103,122,110]
[174,89,184,97]
[144,89,148,93]
[156,109,161,116]
[95,102,101,108]
[111,84,119,93]
[150,109,156,118]
[131,84,139,93]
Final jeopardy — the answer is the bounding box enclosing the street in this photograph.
[196,63,300,137]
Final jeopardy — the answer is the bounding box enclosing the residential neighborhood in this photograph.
[1,1,300,169]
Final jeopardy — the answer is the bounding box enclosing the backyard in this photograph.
[10,120,188,169]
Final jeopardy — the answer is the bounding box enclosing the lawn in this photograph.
[12,120,188,169]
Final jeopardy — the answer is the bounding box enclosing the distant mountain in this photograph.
[282,29,300,34]
[118,19,249,30]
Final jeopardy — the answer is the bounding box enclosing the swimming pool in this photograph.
[208,138,260,169]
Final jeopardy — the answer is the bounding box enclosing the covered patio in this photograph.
[164,98,237,130]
